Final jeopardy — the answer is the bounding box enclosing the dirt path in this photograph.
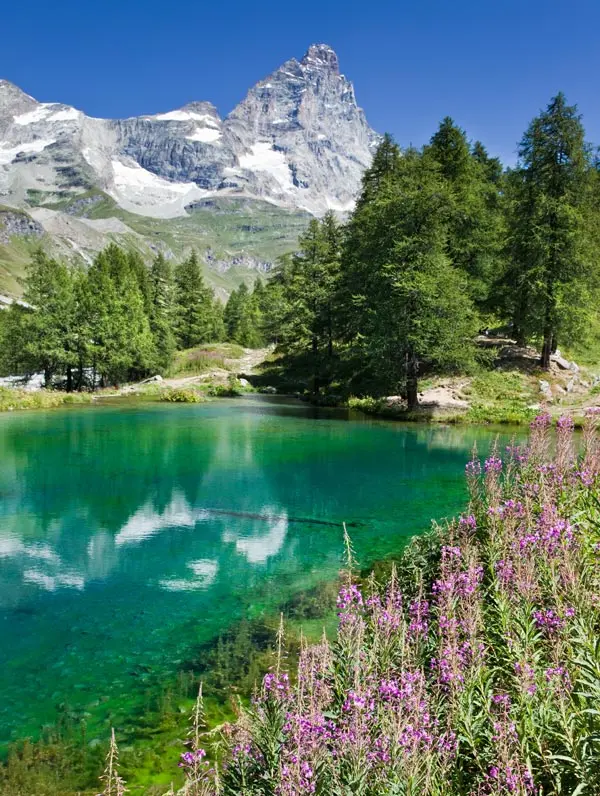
[236,346,272,376]
[121,347,273,393]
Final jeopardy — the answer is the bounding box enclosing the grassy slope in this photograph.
[0,192,310,296]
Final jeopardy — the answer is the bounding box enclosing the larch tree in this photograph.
[503,93,597,367]
[342,145,477,408]
[173,252,214,350]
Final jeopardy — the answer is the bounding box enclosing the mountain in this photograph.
[0,44,378,296]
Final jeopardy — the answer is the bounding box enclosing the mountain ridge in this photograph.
[0,44,378,296]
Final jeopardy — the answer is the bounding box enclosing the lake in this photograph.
[0,396,512,747]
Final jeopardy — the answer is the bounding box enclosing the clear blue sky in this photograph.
[3,0,600,164]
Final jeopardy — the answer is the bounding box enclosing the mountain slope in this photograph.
[0,44,377,296]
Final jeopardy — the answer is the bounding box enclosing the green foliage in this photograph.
[0,244,228,402]
[498,93,598,367]
[0,387,92,412]
[159,387,205,403]
[342,145,478,407]
[174,252,223,349]
[148,253,176,373]
[224,279,266,348]
[426,118,505,308]
[207,375,243,397]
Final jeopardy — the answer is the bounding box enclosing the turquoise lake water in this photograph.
[0,396,512,746]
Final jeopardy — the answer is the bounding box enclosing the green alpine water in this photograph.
[0,396,513,747]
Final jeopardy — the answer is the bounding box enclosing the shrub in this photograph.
[159,387,205,403]
[0,388,92,412]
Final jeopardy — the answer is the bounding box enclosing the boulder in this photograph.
[539,380,553,400]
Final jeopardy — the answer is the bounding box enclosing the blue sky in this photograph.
[3,0,600,164]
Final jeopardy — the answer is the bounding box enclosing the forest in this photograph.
[1,93,600,407]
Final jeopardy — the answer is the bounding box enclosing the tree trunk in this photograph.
[311,336,320,397]
[66,366,73,393]
[44,367,52,388]
[540,331,553,370]
[406,353,419,410]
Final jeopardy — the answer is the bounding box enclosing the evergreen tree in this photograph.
[261,254,294,345]
[78,248,155,386]
[173,252,214,349]
[127,250,153,319]
[149,253,176,372]
[501,93,596,367]
[342,146,477,407]
[224,284,243,343]
[356,133,402,208]
[426,118,504,308]
[273,213,342,394]
[19,251,77,387]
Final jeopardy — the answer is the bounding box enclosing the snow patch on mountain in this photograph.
[0,138,55,165]
[12,106,53,125]
[48,107,80,122]
[109,159,208,217]
[152,110,216,123]
[186,127,222,143]
[238,142,294,192]
[0,44,378,221]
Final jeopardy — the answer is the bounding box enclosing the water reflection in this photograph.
[0,398,515,743]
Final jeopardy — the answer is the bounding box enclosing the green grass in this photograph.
[168,343,245,377]
[159,386,206,403]
[347,372,539,426]
[1,193,311,297]
[0,388,92,412]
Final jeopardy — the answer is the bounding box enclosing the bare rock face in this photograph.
[0,208,43,243]
[0,45,378,219]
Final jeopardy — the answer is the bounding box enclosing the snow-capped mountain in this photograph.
[0,44,377,219]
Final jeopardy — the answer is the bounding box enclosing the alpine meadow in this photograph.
[1,17,600,796]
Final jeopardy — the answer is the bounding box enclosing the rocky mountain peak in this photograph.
[300,44,340,74]
[0,79,38,116]
[0,45,379,220]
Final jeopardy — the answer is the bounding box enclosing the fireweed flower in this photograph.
[530,412,552,430]
[484,455,503,473]
[178,748,207,768]
[515,661,537,696]
[408,599,429,638]
[459,514,477,530]
[465,459,482,477]
[533,607,574,634]
[336,584,364,610]
[261,671,291,701]
[557,415,574,431]
[506,443,530,464]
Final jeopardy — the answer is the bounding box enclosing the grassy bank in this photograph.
[0,387,92,413]
[347,367,598,426]
[167,411,600,796]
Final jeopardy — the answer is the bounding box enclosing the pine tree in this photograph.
[342,147,477,407]
[502,93,596,367]
[19,250,78,388]
[149,253,176,372]
[274,213,342,394]
[356,133,402,208]
[174,252,214,349]
[224,283,263,347]
[426,118,504,308]
[79,248,155,386]
[224,284,243,343]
